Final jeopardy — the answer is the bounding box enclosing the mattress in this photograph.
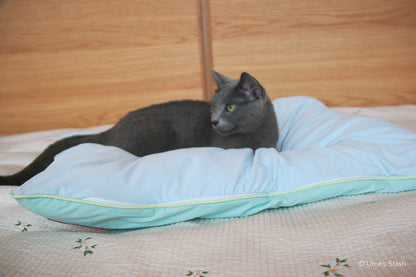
[0,105,415,277]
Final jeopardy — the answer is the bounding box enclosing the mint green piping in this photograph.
[10,176,416,209]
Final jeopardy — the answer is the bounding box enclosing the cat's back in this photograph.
[105,100,213,152]
[117,100,212,140]
[124,100,210,121]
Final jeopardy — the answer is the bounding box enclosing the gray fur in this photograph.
[0,71,278,186]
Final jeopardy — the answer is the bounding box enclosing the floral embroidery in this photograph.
[186,270,209,277]
[74,237,97,256]
[321,258,350,276]
[15,220,32,232]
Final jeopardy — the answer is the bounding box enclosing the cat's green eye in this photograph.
[226,104,236,112]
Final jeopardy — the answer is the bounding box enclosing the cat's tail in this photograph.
[0,134,98,186]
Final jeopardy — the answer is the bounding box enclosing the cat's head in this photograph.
[210,70,272,136]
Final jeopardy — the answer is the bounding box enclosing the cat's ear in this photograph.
[237,72,263,101]
[211,70,229,88]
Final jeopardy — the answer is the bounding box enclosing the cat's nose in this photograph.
[211,120,219,126]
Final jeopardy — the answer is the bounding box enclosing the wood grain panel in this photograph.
[0,0,203,135]
[210,0,416,106]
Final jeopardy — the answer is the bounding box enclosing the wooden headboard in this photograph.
[1,0,415,135]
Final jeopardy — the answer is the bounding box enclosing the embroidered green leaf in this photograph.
[83,250,93,256]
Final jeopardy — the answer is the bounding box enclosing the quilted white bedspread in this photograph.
[0,105,415,277]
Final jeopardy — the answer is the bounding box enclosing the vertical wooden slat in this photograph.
[198,0,214,100]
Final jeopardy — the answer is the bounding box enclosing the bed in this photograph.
[1,0,415,276]
[1,104,415,277]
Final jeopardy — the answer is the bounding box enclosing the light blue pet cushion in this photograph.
[11,96,416,229]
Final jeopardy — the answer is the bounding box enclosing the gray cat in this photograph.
[0,71,278,186]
